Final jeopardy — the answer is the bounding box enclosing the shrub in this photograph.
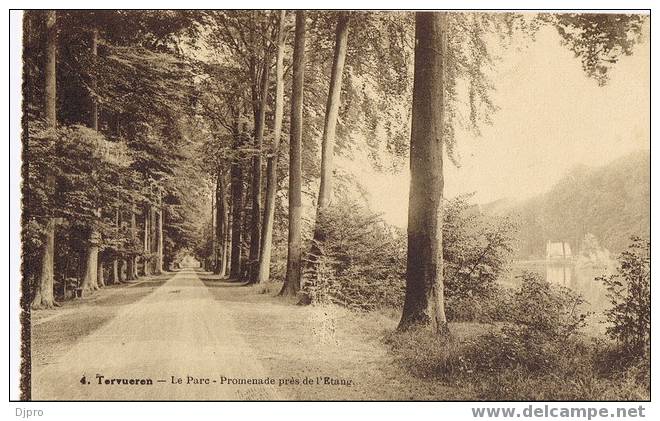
[443,195,519,301]
[301,195,518,315]
[386,271,649,400]
[508,271,589,340]
[301,199,406,310]
[445,284,515,323]
[596,237,650,358]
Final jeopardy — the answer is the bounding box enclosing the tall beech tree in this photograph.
[310,13,350,256]
[257,10,287,283]
[398,11,646,333]
[247,52,271,283]
[215,169,230,276]
[31,11,58,309]
[280,11,306,297]
[229,108,245,278]
[398,12,448,332]
[80,27,101,294]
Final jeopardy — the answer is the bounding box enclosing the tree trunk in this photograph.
[32,11,58,309]
[398,12,448,334]
[126,205,137,280]
[89,27,98,131]
[240,182,251,280]
[248,54,271,284]
[229,113,244,279]
[32,219,56,308]
[225,198,233,276]
[81,209,101,294]
[118,259,126,282]
[156,193,164,274]
[258,10,287,284]
[143,205,151,276]
[216,170,228,276]
[132,207,138,278]
[80,240,99,294]
[150,206,157,273]
[110,207,120,284]
[280,11,306,297]
[97,255,105,287]
[310,13,350,262]
[211,183,216,273]
[81,28,101,293]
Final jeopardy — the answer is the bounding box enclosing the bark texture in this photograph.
[97,257,105,287]
[143,205,151,276]
[280,11,306,297]
[126,206,137,280]
[258,10,287,283]
[247,55,271,283]
[211,186,216,272]
[32,11,58,309]
[155,192,164,274]
[311,13,350,262]
[216,170,229,277]
[32,219,56,308]
[80,237,100,293]
[316,13,349,213]
[229,113,244,279]
[398,12,449,334]
[81,29,101,293]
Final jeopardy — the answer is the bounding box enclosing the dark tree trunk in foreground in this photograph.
[398,12,449,334]
[80,222,100,294]
[229,113,244,279]
[32,219,56,308]
[81,28,101,294]
[247,55,271,284]
[32,11,58,309]
[258,10,287,283]
[311,13,349,259]
[280,11,306,297]
[97,254,105,287]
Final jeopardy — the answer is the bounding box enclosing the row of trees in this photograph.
[192,10,413,293]
[24,10,646,335]
[24,11,206,308]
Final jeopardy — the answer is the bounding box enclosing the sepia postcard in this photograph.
[10,8,651,407]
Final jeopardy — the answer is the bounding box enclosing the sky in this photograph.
[343,16,650,228]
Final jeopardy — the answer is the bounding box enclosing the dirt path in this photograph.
[32,269,281,400]
[31,268,460,401]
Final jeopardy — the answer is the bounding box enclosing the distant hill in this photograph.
[486,150,650,259]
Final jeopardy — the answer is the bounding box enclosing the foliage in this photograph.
[443,194,518,301]
[463,272,589,373]
[386,271,648,400]
[596,237,650,357]
[301,195,517,313]
[301,198,406,310]
[445,284,514,323]
[22,10,208,295]
[545,13,646,85]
